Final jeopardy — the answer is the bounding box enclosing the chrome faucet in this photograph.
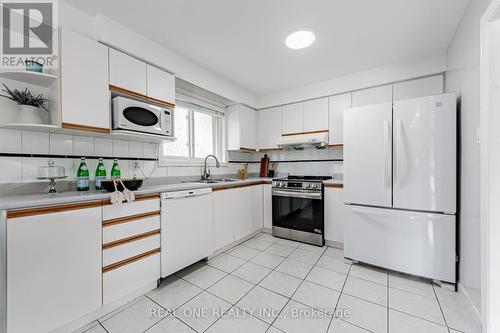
[202,155,220,180]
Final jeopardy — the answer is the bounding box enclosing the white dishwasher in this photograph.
[161,187,214,278]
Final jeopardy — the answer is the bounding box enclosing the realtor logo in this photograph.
[2,1,52,54]
[1,0,58,69]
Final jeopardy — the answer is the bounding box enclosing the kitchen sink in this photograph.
[185,178,238,184]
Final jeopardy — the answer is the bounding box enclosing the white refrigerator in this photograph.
[343,93,456,283]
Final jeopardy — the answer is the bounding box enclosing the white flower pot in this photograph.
[16,105,48,124]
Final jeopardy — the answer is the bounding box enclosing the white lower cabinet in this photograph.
[251,185,264,233]
[324,187,351,245]
[213,184,266,251]
[263,184,273,229]
[103,253,160,305]
[213,188,238,250]
[6,204,102,333]
[102,198,161,305]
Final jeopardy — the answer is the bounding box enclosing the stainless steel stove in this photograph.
[271,175,332,246]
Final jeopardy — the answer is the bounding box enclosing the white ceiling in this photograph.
[65,0,469,96]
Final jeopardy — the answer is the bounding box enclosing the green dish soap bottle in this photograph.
[95,158,106,190]
[111,158,121,180]
[76,157,89,191]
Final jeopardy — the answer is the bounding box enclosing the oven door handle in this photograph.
[272,189,322,200]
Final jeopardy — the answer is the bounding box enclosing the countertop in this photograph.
[0,178,274,211]
[323,179,344,186]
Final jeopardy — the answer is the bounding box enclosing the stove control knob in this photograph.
[310,183,317,189]
[304,183,311,189]
[279,182,285,187]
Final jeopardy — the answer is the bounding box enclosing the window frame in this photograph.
[159,101,226,166]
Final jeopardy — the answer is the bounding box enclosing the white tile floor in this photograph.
[77,233,481,333]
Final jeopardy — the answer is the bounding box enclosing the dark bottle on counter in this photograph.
[95,158,106,190]
[111,158,121,180]
[76,157,90,191]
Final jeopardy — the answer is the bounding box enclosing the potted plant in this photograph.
[1,83,49,124]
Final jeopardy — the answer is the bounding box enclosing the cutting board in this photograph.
[259,154,269,177]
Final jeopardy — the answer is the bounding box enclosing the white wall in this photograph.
[257,53,447,109]
[445,0,492,316]
[60,2,257,108]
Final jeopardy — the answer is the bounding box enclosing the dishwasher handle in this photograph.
[161,188,212,200]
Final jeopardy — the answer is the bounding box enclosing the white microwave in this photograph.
[112,96,173,137]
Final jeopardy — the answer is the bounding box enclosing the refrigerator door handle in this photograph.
[394,119,403,189]
[384,120,391,189]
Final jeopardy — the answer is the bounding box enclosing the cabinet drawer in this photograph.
[103,252,160,305]
[102,197,160,221]
[103,234,160,267]
[103,214,160,244]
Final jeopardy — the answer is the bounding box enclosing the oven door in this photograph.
[272,189,324,235]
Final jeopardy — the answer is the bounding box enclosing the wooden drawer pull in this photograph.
[103,229,160,249]
[212,181,268,192]
[102,248,160,273]
[7,201,102,219]
[102,193,160,206]
[102,211,160,227]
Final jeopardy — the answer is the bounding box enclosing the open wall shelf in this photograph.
[0,71,57,88]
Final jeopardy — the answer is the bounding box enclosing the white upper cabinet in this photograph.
[227,104,258,151]
[146,64,175,105]
[109,48,147,95]
[328,93,351,145]
[240,105,258,149]
[393,75,444,101]
[352,85,392,107]
[258,106,282,150]
[303,97,329,132]
[60,29,110,132]
[282,102,304,135]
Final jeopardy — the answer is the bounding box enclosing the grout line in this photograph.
[326,263,352,333]
[267,244,327,330]
[200,242,282,332]
[210,234,312,330]
[93,234,337,333]
[432,284,452,332]
[389,307,452,330]
[98,322,110,333]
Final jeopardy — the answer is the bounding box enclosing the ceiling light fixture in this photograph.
[285,30,315,50]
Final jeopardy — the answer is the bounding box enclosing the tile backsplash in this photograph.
[0,129,230,184]
[0,128,343,184]
[227,147,343,178]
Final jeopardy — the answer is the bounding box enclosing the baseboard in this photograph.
[210,229,263,258]
[53,282,157,333]
[325,240,343,249]
[458,282,482,330]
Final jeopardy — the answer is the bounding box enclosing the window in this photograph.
[193,111,214,158]
[161,101,225,162]
[162,107,189,158]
